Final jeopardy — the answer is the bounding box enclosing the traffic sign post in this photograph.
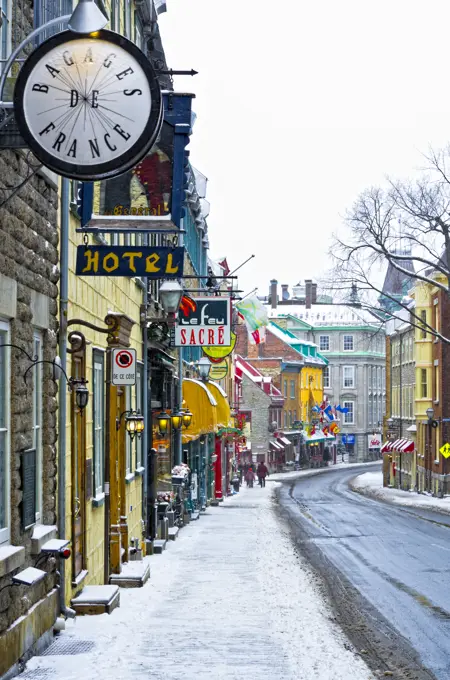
[112,348,137,386]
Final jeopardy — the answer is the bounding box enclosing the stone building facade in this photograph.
[0,153,60,673]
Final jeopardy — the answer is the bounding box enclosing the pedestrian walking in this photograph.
[245,467,255,488]
[257,461,269,487]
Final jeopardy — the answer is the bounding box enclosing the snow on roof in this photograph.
[268,323,304,353]
[269,304,381,327]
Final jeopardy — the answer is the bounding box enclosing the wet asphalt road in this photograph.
[278,464,450,680]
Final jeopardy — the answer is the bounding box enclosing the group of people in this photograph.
[244,461,269,488]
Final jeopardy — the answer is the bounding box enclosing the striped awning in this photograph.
[381,439,414,454]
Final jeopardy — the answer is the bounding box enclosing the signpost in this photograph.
[112,348,136,386]
[172,297,231,347]
[76,245,184,277]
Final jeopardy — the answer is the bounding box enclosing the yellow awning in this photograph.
[207,381,232,430]
[182,378,218,443]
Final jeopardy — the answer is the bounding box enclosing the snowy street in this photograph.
[21,481,373,680]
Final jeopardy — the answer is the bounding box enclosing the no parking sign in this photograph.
[112,349,136,386]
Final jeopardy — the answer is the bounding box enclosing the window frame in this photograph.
[421,368,427,399]
[32,330,43,523]
[343,334,354,351]
[135,363,143,469]
[319,335,330,352]
[343,365,355,388]
[343,401,354,425]
[420,310,427,339]
[93,349,105,498]
[0,320,10,545]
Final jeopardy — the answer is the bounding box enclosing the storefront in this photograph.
[207,381,233,501]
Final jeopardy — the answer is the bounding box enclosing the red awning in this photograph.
[382,439,414,453]
[392,438,414,453]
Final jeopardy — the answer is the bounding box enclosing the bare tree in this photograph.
[327,147,450,343]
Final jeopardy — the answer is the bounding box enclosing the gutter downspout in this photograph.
[142,239,149,533]
[58,177,76,618]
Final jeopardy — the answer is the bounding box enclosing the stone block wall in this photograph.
[0,146,59,669]
[240,375,271,462]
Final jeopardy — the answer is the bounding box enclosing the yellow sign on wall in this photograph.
[440,443,450,459]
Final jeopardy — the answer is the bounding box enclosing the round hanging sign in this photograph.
[14,30,162,181]
[209,361,228,380]
[202,332,236,362]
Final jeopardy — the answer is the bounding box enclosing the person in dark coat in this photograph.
[257,461,269,487]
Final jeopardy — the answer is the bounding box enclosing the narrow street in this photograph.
[278,464,450,680]
[21,483,373,680]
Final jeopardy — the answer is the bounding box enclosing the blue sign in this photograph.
[342,434,355,445]
[76,246,184,278]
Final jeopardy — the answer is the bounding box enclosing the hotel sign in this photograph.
[76,246,184,277]
[172,297,231,347]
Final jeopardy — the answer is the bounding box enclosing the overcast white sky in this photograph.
[159,1,450,297]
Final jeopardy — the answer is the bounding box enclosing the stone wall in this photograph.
[0,146,59,669]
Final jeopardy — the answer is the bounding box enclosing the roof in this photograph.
[382,255,415,297]
[235,355,284,402]
[270,304,382,328]
[268,322,326,366]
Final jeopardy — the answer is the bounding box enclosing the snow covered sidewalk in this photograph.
[351,470,450,515]
[22,484,374,680]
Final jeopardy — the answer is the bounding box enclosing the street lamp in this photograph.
[116,410,145,441]
[68,0,109,34]
[426,407,435,421]
[69,378,89,412]
[182,409,193,429]
[158,281,184,323]
[156,412,170,436]
[197,356,212,381]
[171,411,183,431]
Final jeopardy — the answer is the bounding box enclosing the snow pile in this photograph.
[22,485,374,680]
[351,470,450,514]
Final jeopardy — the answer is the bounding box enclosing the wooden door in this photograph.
[71,356,86,581]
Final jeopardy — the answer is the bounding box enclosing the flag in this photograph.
[237,296,268,345]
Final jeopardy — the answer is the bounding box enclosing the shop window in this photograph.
[0,321,10,544]
[343,335,354,351]
[93,350,105,496]
[343,401,354,424]
[136,364,143,469]
[32,331,43,522]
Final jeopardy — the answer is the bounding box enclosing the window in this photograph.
[343,366,355,388]
[135,364,143,469]
[421,368,427,398]
[32,331,43,522]
[125,386,132,475]
[93,350,105,496]
[319,335,329,351]
[290,380,295,398]
[0,321,10,544]
[135,14,144,49]
[1,0,11,69]
[368,396,373,425]
[284,380,287,397]
[343,335,354,351]
[323,366,330,388]
[283,410,287,428]
[123,0,132,38]
[343,401,354,424]
[377,366,382,390]
[289,410,292,426]
[110,0,120,31]
[293,410,297,423]
[420,310,427,339]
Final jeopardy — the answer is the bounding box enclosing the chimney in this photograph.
[270,279,278,309]
[281,284,290,301]
[305,279,312,309]
[311,282,317,304]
